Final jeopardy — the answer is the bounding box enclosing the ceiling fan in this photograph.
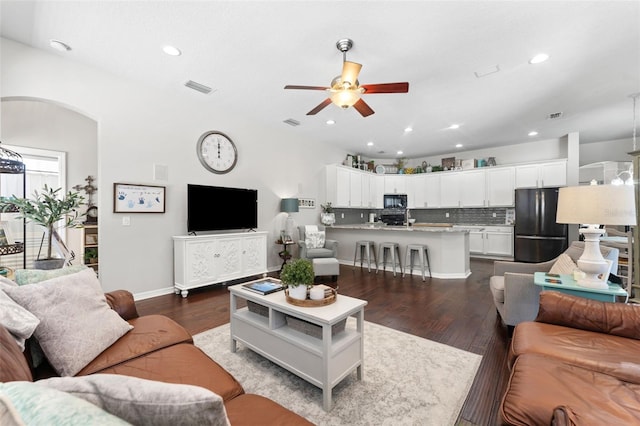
[284,38,409,117]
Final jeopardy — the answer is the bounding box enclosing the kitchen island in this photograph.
[326,224,472,279]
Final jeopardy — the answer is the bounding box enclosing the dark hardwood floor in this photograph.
[136,258,511,425]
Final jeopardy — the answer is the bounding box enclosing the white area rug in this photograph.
[194,319,482,425]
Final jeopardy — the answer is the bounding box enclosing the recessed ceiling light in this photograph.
[448,124,460,130]
[455,144,463,148]
[404,127,413,133]
[528,131,539,136]
[49,39,71,52]
[326,120,335,125]
[397,150,403,155]
[366,141,374,146]
[529,53,549,64]
[162,45,182,56]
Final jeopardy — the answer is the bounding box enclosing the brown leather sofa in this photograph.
[1,289,312,425]
[500,291,640,426]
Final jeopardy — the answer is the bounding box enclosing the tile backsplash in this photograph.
[333,207,510,225]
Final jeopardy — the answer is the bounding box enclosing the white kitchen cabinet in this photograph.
[469,229,484,254]
[409,174,441,208]
[325,165,367,208]
[384,175,406,194]
[467,226,513,257]
[515,160,566,188]
[439,171,485,208]
[485,227,514,257]
[439,173,461,207]
[486,167,515,206]
[349,170,363,207]
[173,232,267,297]
[423,174,441,208]
[460,170,486,207]
[369,174,384,208]
[360,173,383,208]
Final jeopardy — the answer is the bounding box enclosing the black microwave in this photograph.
[383,194,407,209]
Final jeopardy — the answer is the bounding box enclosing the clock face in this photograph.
[196,131,238,174]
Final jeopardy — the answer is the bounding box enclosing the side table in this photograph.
[276,239,295,272]
[533,272,628,302]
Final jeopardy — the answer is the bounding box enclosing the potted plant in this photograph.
[280,258,314,300]
[84,247,98,265]
[320,202,335,226]
[0,185,84,269]
[394,157,406,174]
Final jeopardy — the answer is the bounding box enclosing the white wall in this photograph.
[580,138,635,165]
[0,38,345,298]
[367,138,568,170]
[0,99,98,203]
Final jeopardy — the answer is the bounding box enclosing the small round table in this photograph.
[276,239,295,272]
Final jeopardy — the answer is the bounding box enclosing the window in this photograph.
[0,145,66,269]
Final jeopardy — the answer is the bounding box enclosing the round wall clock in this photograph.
[196,131,238,174]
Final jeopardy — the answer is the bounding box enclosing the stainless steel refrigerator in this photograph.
[514,187,568,263]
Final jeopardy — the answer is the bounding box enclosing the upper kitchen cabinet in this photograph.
[515,160,567,188]
[325,165,381,208]
[486,167,515,206]
[440,170,485,208]
[409,174,440,208]
[384,175,406,194]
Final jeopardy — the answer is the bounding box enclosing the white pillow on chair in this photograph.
[549,253,578,275]
[305,231,326,249]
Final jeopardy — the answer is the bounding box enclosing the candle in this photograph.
[310,286,325,300]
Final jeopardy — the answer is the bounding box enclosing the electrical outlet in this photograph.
[445,212,449,218]
[360,213,363,218]
[122,216,131,226]
[341,213,345,219]
[492,212,497,218]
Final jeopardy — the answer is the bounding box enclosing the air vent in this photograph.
[184,80,213,94]
[283,118,300,127]
[547,112,563,119]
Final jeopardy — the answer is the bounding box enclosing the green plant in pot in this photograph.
[0,185,84,269]
[280,258,314,300]
[84,247,98,265]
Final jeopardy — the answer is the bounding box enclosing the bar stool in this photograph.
[403,244,431,281]
[377,242,402,276]
[353,240,377,272]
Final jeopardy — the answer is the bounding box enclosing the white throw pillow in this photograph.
[549,253,578,275]
[39,374,230,426]
[0,382,130,425]
[0,291,39,351]
[2,268,133,376]
[305,230,326,249]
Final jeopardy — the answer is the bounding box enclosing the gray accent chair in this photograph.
[297,225,338,260]
[490,241,619,328]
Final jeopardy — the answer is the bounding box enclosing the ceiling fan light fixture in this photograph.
[329,86,363,108]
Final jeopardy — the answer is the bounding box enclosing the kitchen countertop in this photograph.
[329,224,474,233]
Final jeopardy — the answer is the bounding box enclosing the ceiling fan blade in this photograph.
[353,98,375,117]
[341,61,362,86]
[307,98,333,115]
[284,85,329,90]
[361,82,409,94]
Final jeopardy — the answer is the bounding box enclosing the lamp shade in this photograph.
[280,198,299,213]
[556,185,636,226]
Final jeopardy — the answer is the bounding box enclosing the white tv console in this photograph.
[173,231,267,297]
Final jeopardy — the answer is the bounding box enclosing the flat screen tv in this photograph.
[187,184,258,232]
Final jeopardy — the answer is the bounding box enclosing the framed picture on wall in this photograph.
[113,183,166,213]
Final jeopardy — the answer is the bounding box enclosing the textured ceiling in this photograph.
[1,1,639,159]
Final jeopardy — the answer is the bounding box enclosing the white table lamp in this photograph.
[556,184,636,289]
[280,198,299,241]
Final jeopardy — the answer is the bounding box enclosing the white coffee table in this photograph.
[229,280,367,411]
